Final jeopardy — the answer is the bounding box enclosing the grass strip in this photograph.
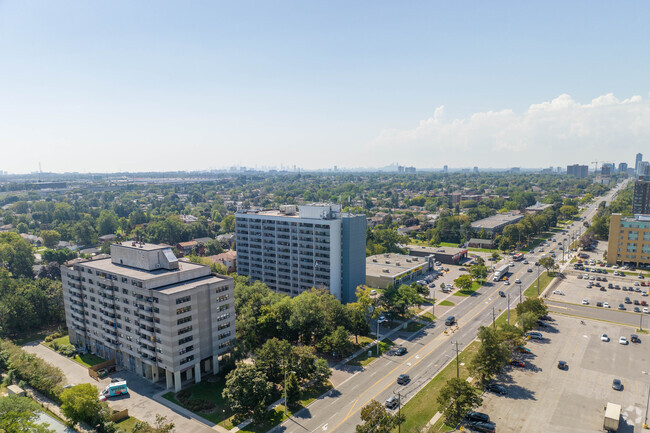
[347,338,394,367]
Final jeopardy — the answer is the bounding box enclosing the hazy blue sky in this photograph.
[1,1,649,173]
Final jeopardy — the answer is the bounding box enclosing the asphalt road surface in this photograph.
[271,182,626,433]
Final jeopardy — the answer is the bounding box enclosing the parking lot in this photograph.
[477,314,650,432]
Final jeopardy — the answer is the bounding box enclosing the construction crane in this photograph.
[591,161,599,173]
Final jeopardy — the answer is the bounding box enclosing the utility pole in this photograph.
[432,289,435,319]
[537,265,540,295]
[519,284,522,303]
[455,341,460,378]
[492,307,496,329]
[376,319,380,356]
[393,391,403,433]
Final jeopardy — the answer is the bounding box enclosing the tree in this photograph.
[96,210,119,236]
[16,222,29,234]
[285,371,300,409]
[516,298,547,319]
[0,232,35,278]
[73,220,97,246]
[538,256,555,275]
[40,230,61,249]
[255,338,292,384]
[312,357,332,385]
[454,275,473,292]
[519,311,538,332]
[222,362,274,424]
[437,378,483,427]
[355,400,400,433]
[221,214,235,233]
[37,262,61,280]
[470,326,510,384]
[469,265,488,281]
[347,303,370,344]
[131,415,175,433]
[60,383,109,427]
[42,248,77,264]
[0,395,55,433]
[318,326,353,358]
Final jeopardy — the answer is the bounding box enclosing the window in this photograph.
[177,316,192,325]
[175,296,191,305]
[629,231,639,241]
[178,326,192,335]
[217,304,229,312]
[178,336,193,345]
[176,306,191,315]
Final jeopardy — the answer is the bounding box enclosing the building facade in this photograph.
[61,243,235,391]
[366,254,431,289]
[567,164,589,178]
[235,204,366,303]
[633,177,650,215]
[607,214,650,267]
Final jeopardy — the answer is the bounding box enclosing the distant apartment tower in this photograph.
[619,162,628,173]
[443,165,448,173]
[473,166,479,174]
[61,243,235,392]
[636,153,644,174]
[601,165,611,176]
[235,204,367,303]
[567,164,589,179]
[633,177,650,215]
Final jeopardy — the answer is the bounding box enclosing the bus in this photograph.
[513,253,524,261]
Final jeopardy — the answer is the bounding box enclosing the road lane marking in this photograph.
[345,399,358,418]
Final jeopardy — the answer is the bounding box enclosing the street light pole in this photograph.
[492,307,496,330]
[376,318,380,356]
[537,265,540,295]
[519,284,522,303]
[393,391,403,433]
[432,289,435,319]
[455,341,460,379]
[507,294,510,325]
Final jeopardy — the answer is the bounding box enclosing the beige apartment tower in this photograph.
[61,243,235,391]
[607,214,650,267]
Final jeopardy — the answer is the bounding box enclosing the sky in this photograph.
[1,1,649,174]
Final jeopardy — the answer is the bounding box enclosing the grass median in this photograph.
[395,341,480,432]
[523,271,555,298]
[438,300,455,307]
[348,338,394,367]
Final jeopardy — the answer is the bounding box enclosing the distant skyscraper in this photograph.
[601,165,611,176]
[473,166,479,174]
[443,165,448,173]
[636,153,643,174]
[619,162,628,173]
[567,164,588,179]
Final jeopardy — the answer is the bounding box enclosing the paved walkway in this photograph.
[22,342,223,433]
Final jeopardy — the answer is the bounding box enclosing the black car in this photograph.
[394,346,407,356]
[631,334,641,343]
[558,360,568,370]
[486,383,507,395]
[466,420,496,433]
[397,374,410,385]
[467,411,490,423]
[498,291,506,297]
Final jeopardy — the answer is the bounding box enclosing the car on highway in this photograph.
[445,316,456,326]
[504,280,510,285]
[601,334,610,342]
[523,260,529,264]
[619,337,629,345]
[377,315,388,324]
[527,268,533,272]
[498,290,505,297]
[485,383,507,395]
[515,279,521,284]
[396,374,410,385]
[612,379,622,391]
[393,346,407,356]
[385,395,399,409]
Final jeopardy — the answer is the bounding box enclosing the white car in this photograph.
[370,289,377,295]
[582,299,589,305]
[377,316,387,324]
[644,307,650,314]
[552,290,565,295]
[515,279,521,284]
[619,337,628,345]
[603,302,610,308]
[601,334,610,342]
[509,262,515,267]
[504,280,510,285]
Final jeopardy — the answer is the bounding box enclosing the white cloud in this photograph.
[369,93,650,167]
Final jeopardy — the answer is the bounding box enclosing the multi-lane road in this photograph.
[271,182,625,433]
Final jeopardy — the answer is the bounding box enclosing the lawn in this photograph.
[162,375,233,425]
[419,312,436,322]
[347,338,394,367]
[395,341,480,432]
[43,334,106,367]
[453,280,483,297]
[404,321,425,333]
[115,416,141,433]
[438,300,455,307]
[523,271,555,298]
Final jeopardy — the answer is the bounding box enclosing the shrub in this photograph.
[176,389,192,403]
[59,344,76,357]
[185,399,216,412]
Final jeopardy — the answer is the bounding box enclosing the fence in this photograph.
[88,359,116,380]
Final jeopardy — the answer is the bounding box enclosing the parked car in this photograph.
[631,334,641,343]
[466,421,496,433]
[612,378,622,391]
[466,411,490,423]
[557,360,568,370]
[514,346,531,353]
[378,315,388,324]
[525,331,543,340]
[486,383,507,395]
[509,359,525,368]
[619,337,629,345]
[601,334,610,342]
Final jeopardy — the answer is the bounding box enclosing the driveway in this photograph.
[22,342,218,433]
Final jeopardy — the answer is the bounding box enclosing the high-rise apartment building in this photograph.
[636,153,643,174]
[633,177,650,215]
[61,243,235,391]
[619,162,628,173]
[566,164,589,178]
[607,214,650,267]
[235,204,366,303]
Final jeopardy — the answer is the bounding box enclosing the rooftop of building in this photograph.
[407,245,468,255]
[525,203,553,211]
[64,255,215,282]
[156,274,227,295]
[112,242,168,251]
[470,212,523,229]
[366,253,427,278]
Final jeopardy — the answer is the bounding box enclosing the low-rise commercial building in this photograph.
[407,245,468,265]
[607,214,650,267]
[61,243,235,392]
[470,212,524,234]
[366,254,431,289]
